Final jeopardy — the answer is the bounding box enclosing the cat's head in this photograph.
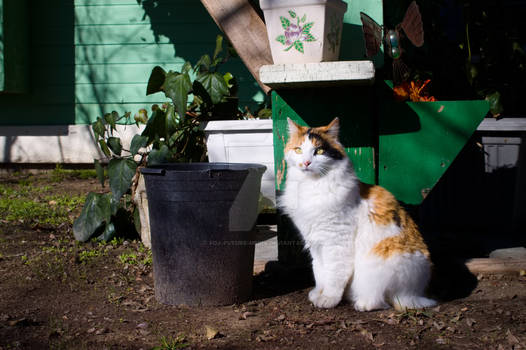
[284,118,346,177]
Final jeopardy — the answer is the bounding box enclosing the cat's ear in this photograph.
[287,118,302,135]
[325,117,340,138]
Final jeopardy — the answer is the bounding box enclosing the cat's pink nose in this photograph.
[304,160,311,168]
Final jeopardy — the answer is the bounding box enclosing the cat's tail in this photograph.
[392,295,436,312]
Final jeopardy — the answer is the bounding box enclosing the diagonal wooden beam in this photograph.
[200,0,272,94]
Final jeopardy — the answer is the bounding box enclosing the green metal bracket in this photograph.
[378,81,489,204]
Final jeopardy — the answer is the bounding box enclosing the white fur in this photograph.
[279,122,435,311]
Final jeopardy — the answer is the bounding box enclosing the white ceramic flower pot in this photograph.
[204,120,276,207]
[260,0,347,64]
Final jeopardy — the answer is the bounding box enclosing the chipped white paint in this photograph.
[259,60,375,88]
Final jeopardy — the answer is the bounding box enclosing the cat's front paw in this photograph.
[308,287,322,303]
[353,298,389,312]
[310,292,341,308]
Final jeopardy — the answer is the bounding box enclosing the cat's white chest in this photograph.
[280,167,360,244]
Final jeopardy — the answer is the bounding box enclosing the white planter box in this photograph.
[260,0,347,64]
[204,120,275,207]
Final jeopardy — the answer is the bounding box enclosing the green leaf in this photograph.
[163,71,192,118]
[294,40,304,53]
[181,61,192,74]
[142,109,167,144]
[288,10,296,18]
[302,22,314,33]
[107,137,123,156]
[112,111,120,126]
[130,134,148,156]
[146,66,166,95]
[122,111,132,122]
[304,33,316,42]
[103,112,116,131]
[257,108,273,119]
[485,91,504,117]
[213,34,223,61]
[195,54,211,73]
[280,16,290,29]
[109,196,119,216]
[94,159,105,187]
[108,158,137,201]
[165,104,178,135]
[301,14,306,23]
[196,72,230,105]
[134,109,148,124]
[97,222,116,242]
[223,72,234,88]
[276,35,286,45]
[92,117,105,140]
[192,80,212,107]
[148,144,170,165]
[98,139,111,158]
[73,192,112,242]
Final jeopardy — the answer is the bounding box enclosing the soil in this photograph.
[1,171,525,350]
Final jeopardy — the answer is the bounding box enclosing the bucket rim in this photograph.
[140,162,267,175]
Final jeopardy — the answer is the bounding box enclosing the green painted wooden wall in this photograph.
[0,0,263,126]
[0,0,4,91]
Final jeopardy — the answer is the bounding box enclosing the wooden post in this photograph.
[200,0,272,94]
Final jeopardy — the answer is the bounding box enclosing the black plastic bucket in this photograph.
[140,162,266,306]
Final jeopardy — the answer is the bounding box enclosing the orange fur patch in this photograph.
[285,119,345,156]
[284,122,308,153]
[360,183,430,259]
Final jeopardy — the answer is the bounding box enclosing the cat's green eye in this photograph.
[315,148,325,155]
[294,147,303,154]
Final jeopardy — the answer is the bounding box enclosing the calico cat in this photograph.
[279,117,436,311]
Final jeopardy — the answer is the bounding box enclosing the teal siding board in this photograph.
[75,44,181,65]
[74,0,262,124]
[0,0,4,91]
[0,0,263,126]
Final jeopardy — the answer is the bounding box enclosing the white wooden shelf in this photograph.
[259,60,375,89]
[477,118,526,131]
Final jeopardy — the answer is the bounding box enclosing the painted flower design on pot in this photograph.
[276,10,316,53]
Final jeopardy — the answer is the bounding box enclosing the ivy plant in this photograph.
[73,35,238,242]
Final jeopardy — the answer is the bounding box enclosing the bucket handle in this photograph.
[141,168,166,176]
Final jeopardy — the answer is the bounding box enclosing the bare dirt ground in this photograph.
[0,171,525,349]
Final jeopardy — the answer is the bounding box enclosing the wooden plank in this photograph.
[465,258,526,274]
[200,0,271,94]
